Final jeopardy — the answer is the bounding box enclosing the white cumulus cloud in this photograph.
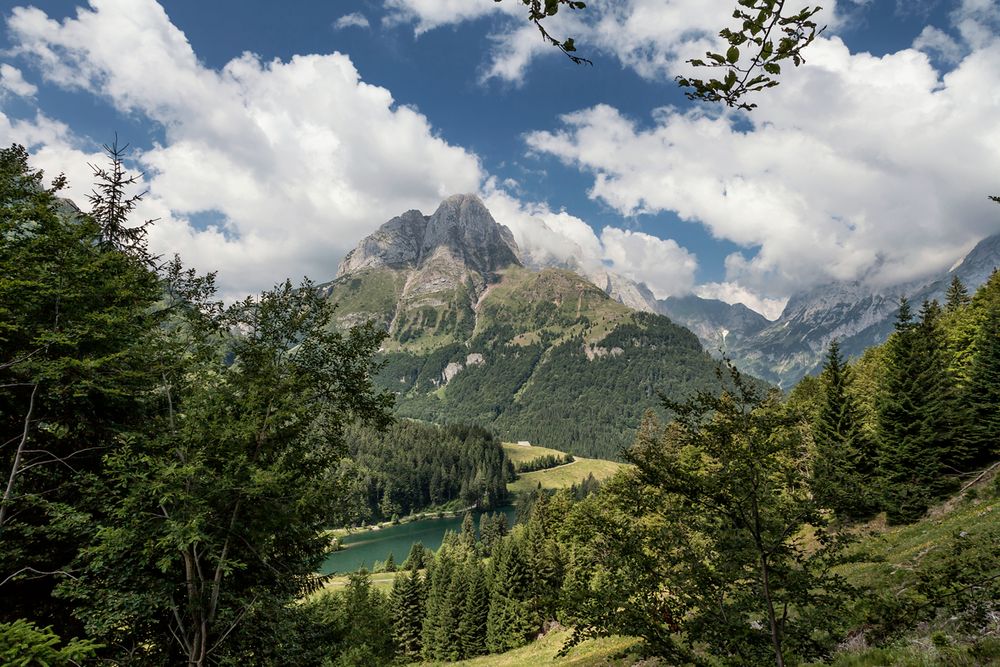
[4,0,484,298]
[385,0,847,85]
[525,32,1000,300]
[695,282,787,321]
[383,0,520,34]
[483,184,698,299]
[0,63,37,97]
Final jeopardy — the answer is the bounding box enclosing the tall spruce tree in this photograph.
[811,340,878,520]
[421,543,461,660]
[877,299,963,523]
[391,569,425,659]
[965,271,1000,465]
[458,561,489,658]
[0,144,161,634]
[945,275,972,312]
[460,511,477,551]
[486,533,536,653]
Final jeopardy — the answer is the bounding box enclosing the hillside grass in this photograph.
[507,458,625,495]
[321,570,400,594]
[501,442,572,466]
[415,628,643,666]
[824,467,1000,666]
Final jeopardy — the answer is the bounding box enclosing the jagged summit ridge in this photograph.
[336,194,520,278]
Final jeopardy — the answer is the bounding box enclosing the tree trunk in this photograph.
[759,553,785,667]
[0,382,39,531]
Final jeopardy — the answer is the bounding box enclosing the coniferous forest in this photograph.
[337,421,513,525]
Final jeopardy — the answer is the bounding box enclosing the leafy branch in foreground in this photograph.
[495,0,592,65]
[678,0,824,110]
[493,0,823,109]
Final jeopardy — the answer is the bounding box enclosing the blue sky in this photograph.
[1,0,998,316]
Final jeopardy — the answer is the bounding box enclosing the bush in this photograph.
[0,619,100,666]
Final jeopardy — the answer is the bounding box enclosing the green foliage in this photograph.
[458,561,490,658]
[677,0,824,109]
[391,568,426,660]
[297,570,396,666]
[0,619,100,666]
[337,420,512,524]
[486,535,536,653]
[2,142,398,664]
[340,266,727,460]
[564,364,855,666]
[812,340,879,520]
[877,299,964,523]
[402,541,430,571]
[964,270,1000,466]
[1,143,162,631]
[55,277,392,663]
[478,512,509,558]
[497,0,822,110]
[513,452,573,473]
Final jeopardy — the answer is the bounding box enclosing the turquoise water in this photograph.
[321,506,516,574]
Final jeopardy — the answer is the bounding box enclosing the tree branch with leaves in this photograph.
[496,0,824,110]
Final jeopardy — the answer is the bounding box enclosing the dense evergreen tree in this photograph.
[877,298,970,523]
[391,569,426,660]
[877,299,938,523]
[421,541,461,660]
[460,511,477,551]
[0,144,162,636]
[486,534,536,653]
[945,275,971,312]
[339,420,512,523]
[2,143,395,664]
[478,512,509,557]
[522,494,566,621]
[811,340,879,519]
[564,363,855,666]
[458,561,490,658]
[965,271,1000,465]
[402,542,429,571]
[295,570,396,667]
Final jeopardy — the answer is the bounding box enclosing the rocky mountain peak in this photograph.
[422,193,520,275]
[336,194,520,278]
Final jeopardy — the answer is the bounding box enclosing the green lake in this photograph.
[321,506,517,574]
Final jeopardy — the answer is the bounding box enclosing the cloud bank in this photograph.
[3,0,483,298]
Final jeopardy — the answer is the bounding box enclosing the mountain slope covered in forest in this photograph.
[321,195,723,459]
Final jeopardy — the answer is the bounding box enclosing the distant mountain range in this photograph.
[624,234,1000,387]
[323,194,999,453]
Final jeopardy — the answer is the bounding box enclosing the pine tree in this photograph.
[877,299,963,523]
[945,275,971,312]
[458,561,490,658]
[460,511,477,551]
[486,535,536,653]
[391,570,424,659]
[402,541,427,571]
[811,340,878,520]
[965,272,1000,465]
[877,298,935,523]
[479,513,496,556]
[422,545,460,660]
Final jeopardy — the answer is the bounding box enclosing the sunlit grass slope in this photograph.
[502,442,626,495]
[415,628,642,666]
